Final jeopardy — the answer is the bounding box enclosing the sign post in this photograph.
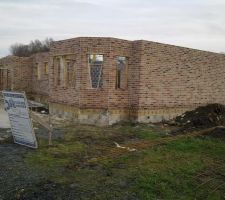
[2,91,38,148]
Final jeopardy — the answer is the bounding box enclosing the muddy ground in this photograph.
[0,123,167,200]
[0,104,225,199]
[0,121,225,200]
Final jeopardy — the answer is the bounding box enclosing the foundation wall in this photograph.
[49,102,130,126]
[136,107,198,123]
[49,102,196,125]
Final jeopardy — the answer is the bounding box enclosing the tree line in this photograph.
[10,38,54,57]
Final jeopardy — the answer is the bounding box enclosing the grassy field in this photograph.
[1,123,225,200]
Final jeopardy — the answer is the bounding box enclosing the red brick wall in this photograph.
[49,38,80,106]
[0,56,33,93]
[31,52,49,97]
[129,41,142,109]
[49,37,133,109]
[107,38,132,109]
[2,37,225,122]
[137,40,225,109]
[49,37,225,113]
[0,53,50,103]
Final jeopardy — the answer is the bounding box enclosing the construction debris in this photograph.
[28,100,45,108]
[114,142,136,152]
[174,104,225,139]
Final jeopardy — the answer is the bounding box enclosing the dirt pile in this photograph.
[206,127,225,139]
[174,104,225,138]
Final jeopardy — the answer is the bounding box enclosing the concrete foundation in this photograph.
[48,102,195,126]
[135,107,196,123]
[49,103,130,126]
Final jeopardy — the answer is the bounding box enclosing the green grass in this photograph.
[25,137,86,184]
[21,124,225,199]
[119,138,225,200]
[137,129,163,140]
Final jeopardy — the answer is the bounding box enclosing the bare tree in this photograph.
[10,38,54,57]
[43,38,54,50]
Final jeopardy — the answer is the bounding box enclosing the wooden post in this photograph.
[48,112,53,146]
[48,130,52,146]
[30,105,53,147]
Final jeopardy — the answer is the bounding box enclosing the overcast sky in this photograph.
[0,0,225,57]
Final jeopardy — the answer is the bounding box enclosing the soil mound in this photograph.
[176,104,225,128]
[174,104,225,138]
[205,127,225,139]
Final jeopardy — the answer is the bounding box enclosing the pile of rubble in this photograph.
[173,104,225,139]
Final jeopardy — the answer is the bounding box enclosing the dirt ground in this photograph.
[0,104,10,129]
[0,120,225,200]
[0,104,225,199]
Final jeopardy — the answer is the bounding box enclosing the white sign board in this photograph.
[2,91,38,148]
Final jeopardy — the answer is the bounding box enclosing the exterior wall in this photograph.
[0,56,32,92]
[1,37,225,125]
[136,40,225,122]
[128,41,142,121]
[48,37,225,125]
[49,38,81,106]
[49,37,133,125]
[49,37,132,108]
[30,52,50,103]
[0,67,11,91]
[0,54,49,104]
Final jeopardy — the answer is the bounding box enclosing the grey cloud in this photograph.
[0,0,225,57]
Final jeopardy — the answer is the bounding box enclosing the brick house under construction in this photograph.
[1,37,225,125]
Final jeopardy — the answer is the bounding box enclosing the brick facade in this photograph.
[1,37,225,125]
[136,41,225,123]
[0,53,49,104]
[30,52,49,103]
[0,55,32,92]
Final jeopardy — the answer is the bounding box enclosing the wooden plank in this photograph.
[30,111,52,131]
[28,100,45,108]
